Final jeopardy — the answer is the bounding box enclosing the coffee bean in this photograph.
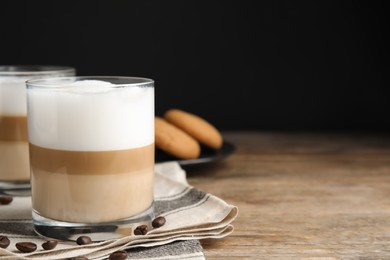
[42,239,58,250]
[0,196,13,205]
[134,225,148,235]
[76,236,92,245]
[152,216,166,228]
[0,236,10,249]
[109,250,128,260]
[67,257,89,260]
[15,242,37,253]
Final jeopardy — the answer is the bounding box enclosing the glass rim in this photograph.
[26,76,154,89]
[0,65,75,76]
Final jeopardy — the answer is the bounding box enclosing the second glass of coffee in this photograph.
[0,66,75,191]
[26,76,155,240]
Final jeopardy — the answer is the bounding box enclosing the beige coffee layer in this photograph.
[29,143,154,175]
[32,167,154,223]
[0,141,30,181]
[0,116,28,141]
[30,144,155,223]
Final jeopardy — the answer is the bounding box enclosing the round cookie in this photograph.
[155,117,201,159]
[164,109,223,150]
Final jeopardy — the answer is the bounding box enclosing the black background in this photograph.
[1,1,389,131]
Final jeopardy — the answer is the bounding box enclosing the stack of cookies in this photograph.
[155,109,223,159]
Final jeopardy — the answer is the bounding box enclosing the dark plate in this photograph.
[155,140,236,166]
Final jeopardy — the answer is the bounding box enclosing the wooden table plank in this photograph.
[186,132,390,259]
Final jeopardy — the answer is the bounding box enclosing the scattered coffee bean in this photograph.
[42,239,58,250]
[152,216,166,228]
[76,235,92,245]
[0,196,13,205]
[67,257,88,260]
[0,236,10,249]
[15,242,37,253]
[109,250,128,260]
[134,225,148,235]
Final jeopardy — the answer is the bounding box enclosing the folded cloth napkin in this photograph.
[0,162,238,259]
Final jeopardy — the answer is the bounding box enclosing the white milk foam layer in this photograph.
[0,77,29,115]
[27,80,154,151]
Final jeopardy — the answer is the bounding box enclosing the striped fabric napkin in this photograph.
[0,162,238,259]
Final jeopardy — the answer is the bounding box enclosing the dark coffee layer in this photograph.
[0,116,28,141]
[29,143,154,175]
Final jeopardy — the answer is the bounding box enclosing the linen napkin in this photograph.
[0,162,238,259]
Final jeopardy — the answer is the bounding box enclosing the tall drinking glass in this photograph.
[0,66,75,191]
[26,76,155,240]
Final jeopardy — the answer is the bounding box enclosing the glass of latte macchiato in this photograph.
[26,76,155,240]
[0,66,75,191]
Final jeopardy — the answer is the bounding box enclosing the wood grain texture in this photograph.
[186,132,390,259]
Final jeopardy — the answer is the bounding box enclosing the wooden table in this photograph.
[186,132,390,259]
